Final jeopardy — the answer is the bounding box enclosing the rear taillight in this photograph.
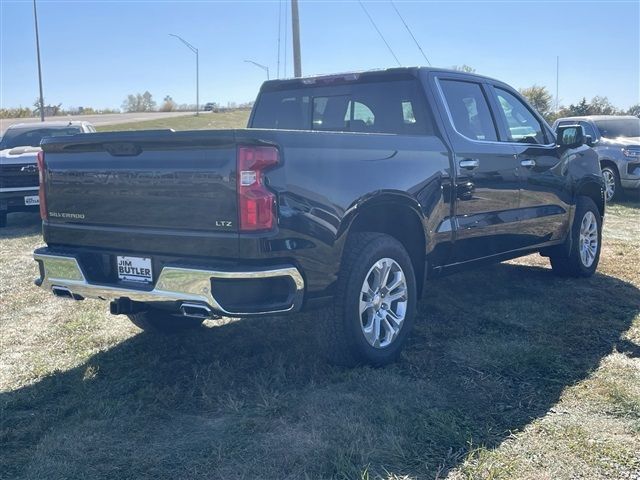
[36,150,47,220]
[237,146,279,231]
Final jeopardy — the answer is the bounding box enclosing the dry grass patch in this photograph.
[1,192,639,479]
[95,109,251,132]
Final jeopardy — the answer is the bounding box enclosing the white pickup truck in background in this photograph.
[0,121,95,227]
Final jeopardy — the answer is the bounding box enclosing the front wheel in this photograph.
[550,196,602,277]
[127,307,204,333]
[601,165,621,202]
[316,233,417,366]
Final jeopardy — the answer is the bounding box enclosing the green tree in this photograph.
[122,92,156,112]
[567,97,591,116]
[141,91,156,111]
[589,96,617,115]
[519,85,553,120]
[627,104,640,118]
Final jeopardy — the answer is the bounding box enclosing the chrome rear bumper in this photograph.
[34,251,305,317]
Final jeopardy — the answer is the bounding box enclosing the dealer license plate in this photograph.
[24,195,40,206]
[116,256,153,283]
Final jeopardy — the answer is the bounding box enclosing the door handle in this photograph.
[520,159,536,168]
[459,159,480,170]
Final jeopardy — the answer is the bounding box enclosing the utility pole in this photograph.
[169,34,199,115]
[33,0,45,122]
[556,56,560,113]
[291,0,302,78]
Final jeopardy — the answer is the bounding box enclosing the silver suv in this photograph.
[553,115,640,201]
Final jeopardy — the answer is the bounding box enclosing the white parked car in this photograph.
[0,121,95,227]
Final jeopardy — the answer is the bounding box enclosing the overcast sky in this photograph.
[1,0,639,111]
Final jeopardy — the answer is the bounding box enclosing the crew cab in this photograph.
[0,121,95,227]
[33,68,604,366]
[553,115,640,201]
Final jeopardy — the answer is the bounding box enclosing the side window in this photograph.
[313,95,349,131]
[402,101,416,124]
[494,88,546,144]
[440,80,498,141]
[579,121,597,139]
[343,101,375,131]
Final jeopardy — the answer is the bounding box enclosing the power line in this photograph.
[358,0,401,66]
[390,0,431,66]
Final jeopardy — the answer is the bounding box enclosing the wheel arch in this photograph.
[600,159,619,176]
[575,179,605,218]
[340,192,427,295]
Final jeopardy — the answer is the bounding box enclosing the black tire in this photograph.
[550,196,602,278]
[127,307,204,333]
[316,233,417,367]
[0,213,6,228]
[601,164,622,202]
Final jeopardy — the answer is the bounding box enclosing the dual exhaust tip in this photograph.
[52,286,216,319]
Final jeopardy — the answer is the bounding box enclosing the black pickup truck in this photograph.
[34,68,604,366]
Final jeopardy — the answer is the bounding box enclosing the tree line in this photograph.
[518,85,639,124]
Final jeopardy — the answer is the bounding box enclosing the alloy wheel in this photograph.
[602,169,616,202]
[359,258,408,348]
[579,211,598,268]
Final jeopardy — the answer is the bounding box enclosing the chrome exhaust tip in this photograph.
[180,302,213,319]
[52,286,83,300]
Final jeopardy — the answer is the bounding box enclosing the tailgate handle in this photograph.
[103,142,142,157]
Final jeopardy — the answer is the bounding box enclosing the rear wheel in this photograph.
[317,233,417,366]
[127,307,204,333]
[601,165,621,202]
[550,196,602,277]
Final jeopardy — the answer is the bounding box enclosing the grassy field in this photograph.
[1,111,639,479]
[95,109,251,132]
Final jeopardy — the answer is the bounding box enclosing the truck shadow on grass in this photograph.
[0,212,41,239]
[2,263,639,479]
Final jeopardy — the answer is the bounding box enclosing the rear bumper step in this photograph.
[34,249,305,317]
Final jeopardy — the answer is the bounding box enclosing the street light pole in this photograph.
[169,34,199,116]
[33,0,45,122]
[291,0,302,77]
[244,60,270,80]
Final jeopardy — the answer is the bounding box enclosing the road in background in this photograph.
[0,111,195,135]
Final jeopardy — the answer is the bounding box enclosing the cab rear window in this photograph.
[0,127,82,149]
[250,80,432,135]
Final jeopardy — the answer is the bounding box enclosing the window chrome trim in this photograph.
[434,77,556,149]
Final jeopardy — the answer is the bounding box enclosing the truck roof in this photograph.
[555,115,639,122]
[259,66,502,91]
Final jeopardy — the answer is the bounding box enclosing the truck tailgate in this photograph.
[41,130,239,233]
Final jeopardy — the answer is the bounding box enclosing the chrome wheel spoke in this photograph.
[386,287,407,303]
[384,272,403,293]
[381,316,398,343]
[362,313,381,347]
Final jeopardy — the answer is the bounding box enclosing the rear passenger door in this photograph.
[434,75,522,263]
[487,85,571,247]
